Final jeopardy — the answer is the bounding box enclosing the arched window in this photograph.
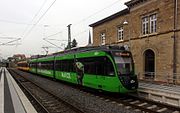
[144,49,155,78]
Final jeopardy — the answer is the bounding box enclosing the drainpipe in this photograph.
[173,0,178,84]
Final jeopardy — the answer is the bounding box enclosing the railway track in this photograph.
[96,93,180,113]
[81,86,180,113]
[126,94,180,113]
[0,68,2,80]
[9,69,180,113]
[8,69,86,113]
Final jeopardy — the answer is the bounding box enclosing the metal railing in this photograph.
[137,72,180,85]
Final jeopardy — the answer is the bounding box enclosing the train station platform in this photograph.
[0,67,180,112]
[0,67,37,113]
[138,81,180,107]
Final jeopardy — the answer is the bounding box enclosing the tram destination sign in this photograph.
[112,52,130,57]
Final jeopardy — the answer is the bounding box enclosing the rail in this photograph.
[8,68,180,113]
[9,69,86,113]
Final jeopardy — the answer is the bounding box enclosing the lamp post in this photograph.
[123,20,131,51]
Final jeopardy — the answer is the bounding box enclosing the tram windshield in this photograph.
[114,57,133,75]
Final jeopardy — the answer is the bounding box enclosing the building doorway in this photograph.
[144,49,155,79]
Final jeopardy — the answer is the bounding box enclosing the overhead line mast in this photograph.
[67,24,72,49]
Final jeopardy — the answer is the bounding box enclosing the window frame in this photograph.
[142,16,149,35]
[149,14,157,34]
[141,13,157,35]
[100,32,106,45]
[117,26,124,41]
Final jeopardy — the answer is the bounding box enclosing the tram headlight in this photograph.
[130,79,135,84]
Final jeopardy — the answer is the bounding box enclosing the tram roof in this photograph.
[54,45,127,56]
[30,45,128,60]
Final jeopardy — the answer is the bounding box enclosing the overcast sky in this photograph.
[0,0,127,59]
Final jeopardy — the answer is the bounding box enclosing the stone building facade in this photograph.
[90,0,180,83]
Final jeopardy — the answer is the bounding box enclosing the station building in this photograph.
[89,0,180,83]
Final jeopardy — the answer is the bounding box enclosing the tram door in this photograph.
[144,49,155,79]
[95,57,107,89]
[96,58,106,89]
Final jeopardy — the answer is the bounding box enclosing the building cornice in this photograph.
[89,8,129,27]
[125,0,148,9]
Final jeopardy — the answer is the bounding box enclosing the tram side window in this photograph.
[33,63,37,68]
[49,61,52,70]
[95,57,106,75]
[37,62,41,69]
[61,60,66,71]
[24,63,28,67]
[45,61,53,70]
[30,63,33,68]
[37,61,53,70]
[30,62,36,68]
[55,60,75,72]
[79,56,114,76]
[21,63,27,67]
[68,60,75,72]
[55,60,61,71]
[106,58,115,76]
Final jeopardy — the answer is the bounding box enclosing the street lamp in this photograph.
[123,20,131,51]
[123,20,128,25]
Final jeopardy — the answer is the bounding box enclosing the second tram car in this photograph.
[17,61,29,71]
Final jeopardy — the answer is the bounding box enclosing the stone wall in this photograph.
[91,0,180,82]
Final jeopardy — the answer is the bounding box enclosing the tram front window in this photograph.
[114,57,133,75]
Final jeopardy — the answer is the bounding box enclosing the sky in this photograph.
[0,0,128,59]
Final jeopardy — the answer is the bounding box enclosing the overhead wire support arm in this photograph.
[0,37,19,39]
[0,37,21,46]
[45,31,63,39]
[43,38,63,50]
[43,38,67,42]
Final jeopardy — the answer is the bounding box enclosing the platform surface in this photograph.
[0,67,37,113]
[139,81,180,107]
[139,81,180,94]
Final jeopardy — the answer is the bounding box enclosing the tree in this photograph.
[64,38,78,50]
[71,39,78,48]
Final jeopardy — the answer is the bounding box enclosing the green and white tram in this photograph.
[29,46,138,93]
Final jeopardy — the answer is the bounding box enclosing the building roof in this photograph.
[13,54,26,58]
[89,8,129,27]
[125,0,148,8]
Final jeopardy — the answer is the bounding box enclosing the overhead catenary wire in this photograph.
[42,0,125,52]
[43,38,63,49]
[22,0,57,40]
[21,0,48,37]
[0,36,21,46]
[43,38,67,42]
[45,31,63,39]
[0,38,21,46]
[0,19,37,25]
[73,0,125,26]
[0,37,20,39]
[45,0,125,39]
[1,0,126,57]
[0,18,65,27]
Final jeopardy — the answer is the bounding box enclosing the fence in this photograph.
[138,72,180,85]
